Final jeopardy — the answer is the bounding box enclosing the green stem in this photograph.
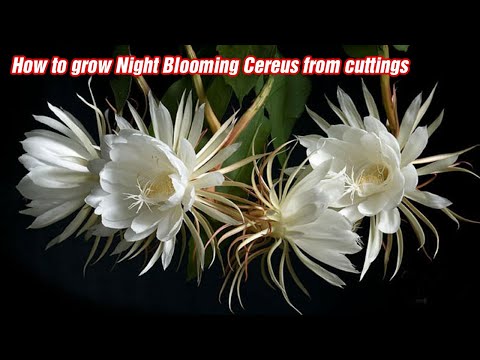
[379,45,399,137]
[184,45,222,133]
[224,76,275,147]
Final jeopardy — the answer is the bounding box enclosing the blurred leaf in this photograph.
[218,111,271,197]
[393,45,410,52]
[217,45,276,105]
[343,45,380,57]
[110,45,131,115]
[266,74,311,163]
[206,76,232,120]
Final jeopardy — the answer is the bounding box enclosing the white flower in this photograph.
[17,100,111,249]
[301,81,477,279]
[95,92,245,276]
[222,145,361,313]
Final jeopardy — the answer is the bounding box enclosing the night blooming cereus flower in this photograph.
[17,91,113,250]
[94,92,250,278]
[301,81,478,279]
[220,143,362,313]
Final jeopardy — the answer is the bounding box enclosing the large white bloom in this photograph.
[95,92,244,275]
[301,81,477,279]
[222,146,361,312]
[17,101,110,249]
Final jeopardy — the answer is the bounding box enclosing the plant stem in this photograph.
[184,45,221,133]
[379,45,399,137]
[224,76,275,147]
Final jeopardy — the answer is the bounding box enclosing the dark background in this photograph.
[1,45,478,325]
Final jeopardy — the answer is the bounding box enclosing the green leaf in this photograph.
[161,76,193,115]
[218,111,271,197]
[393,45,410,52]
[206,76,232,121]
[217,45,276,105]
[265,74,311,163]
[110,45,132,116]
[342,45,381,58]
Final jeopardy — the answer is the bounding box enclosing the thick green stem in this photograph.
[380,45,399,137]
[224,76,275,147]
[185,45,222,133]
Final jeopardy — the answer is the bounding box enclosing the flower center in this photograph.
[124,173,175,213]
[357,163,389,186]
[144,174,175,200]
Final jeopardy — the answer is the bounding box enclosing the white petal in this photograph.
[127,101,149,134]
[401,126,429,167]
[361,79,380,119]
[17,175,87,201]
[416,155,458,176]
[47,103,98,157]
[114,114,134,130]
[193,143,240,177]
[29,166,94,189]
[177,91,193,149]
[298,134,321,149]
[295,240,359,273]
[173,91,186,152]
[19,154,46,170]
[191,172,224,190]
[177,138,197,173]
[161,238,176,269]
[337,87,363,129]
[363,115,389,137]
[182,185,196,212]
[413,83,437,130]
[97,193,136,228]
[406,190,452,209]
[358,192,390,216]
[32,114,76,139]
[427,110,444,138]
[29,199,85,229]
[85,186,108,208]
[339,205,364,223]
[124,226,156,241]
[156,205,183,241]
[360,216,383,280]
[397,92,422,148]
[23,130,91,162]
[139,241,164,275]
[377,207,401,234]
[130,207,163,233]
[149,92,173,148]
[402,163,419,193]
[305,106,330,133]
[290,242,346,287]
[194,200,240,225]
[46,205,92,248]
[187,104,205,148]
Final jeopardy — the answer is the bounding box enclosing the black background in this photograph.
[1,45,479,328]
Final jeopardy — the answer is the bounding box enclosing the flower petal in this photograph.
[377,207,401,234]
[29,199,85,229]
[149,91,173,148]
[360,216,383,280]
[161,238,175,269]
[191,172,224,189]
[402,163,418,193]
[397,92,422,148]
[406,190,452,209]
[339,205,364,224]
[401,126,429,167]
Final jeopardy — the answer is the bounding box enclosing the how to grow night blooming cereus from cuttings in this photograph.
[16,45,479,314]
